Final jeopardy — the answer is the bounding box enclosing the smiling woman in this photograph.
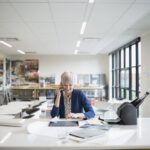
[51,71,95,120]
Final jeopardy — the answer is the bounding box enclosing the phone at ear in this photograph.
[59,83,64,91]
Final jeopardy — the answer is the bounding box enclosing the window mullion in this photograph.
[136,43,139,98]
[129,46,132,100]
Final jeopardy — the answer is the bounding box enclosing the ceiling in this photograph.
[0,0,150,56]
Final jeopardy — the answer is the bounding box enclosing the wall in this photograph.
[10,54,109,83]
[141,32,150,117]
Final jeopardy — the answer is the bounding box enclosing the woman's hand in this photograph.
[55,85,63,97]
[67,113,85,119]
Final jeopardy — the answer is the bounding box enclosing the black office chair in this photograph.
[0,91,5,105]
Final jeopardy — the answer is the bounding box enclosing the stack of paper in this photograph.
[0,119,25,127]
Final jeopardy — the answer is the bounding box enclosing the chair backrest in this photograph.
[5,88,12,102]
[0,91,5,105]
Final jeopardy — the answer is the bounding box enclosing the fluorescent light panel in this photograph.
[89,0,94,3]
[80,22,87,35]
[76,40,81,47]
[74,50,78,55]
[0,40,12,48]
[17,49,25,55]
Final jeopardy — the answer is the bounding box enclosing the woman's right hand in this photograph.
[54,85,63,107]
[55,85,63,97]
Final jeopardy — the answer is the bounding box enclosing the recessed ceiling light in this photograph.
[17,49,25,55]
[80,22,87,35]
[0,40,12,48]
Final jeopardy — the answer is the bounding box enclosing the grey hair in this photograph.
[61,72,74,85]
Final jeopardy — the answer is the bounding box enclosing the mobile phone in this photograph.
[59,84,64,92]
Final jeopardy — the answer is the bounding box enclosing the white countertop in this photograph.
[0,118,150,150]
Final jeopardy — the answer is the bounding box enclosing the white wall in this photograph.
[10,54,109,83]
[141,32,150,117]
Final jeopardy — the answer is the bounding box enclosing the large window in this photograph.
[109,37,141,100]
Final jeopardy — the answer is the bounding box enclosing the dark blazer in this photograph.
[51,89,95,119]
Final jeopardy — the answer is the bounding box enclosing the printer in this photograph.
[101,92,149,125]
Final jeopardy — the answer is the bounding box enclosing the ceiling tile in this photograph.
[51,3,87,22]
[0,3,21,22]
[51,0,88,3]
[10,0,48,2]
[27,23,57,40]
[86,2,134,36]
[56,22,80,41]
[12,2,53,22]
[0,22,34,38]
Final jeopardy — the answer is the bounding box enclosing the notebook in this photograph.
[48,120,79,127]
[69,128,106,139]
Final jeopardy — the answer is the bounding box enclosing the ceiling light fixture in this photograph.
[17,49,25,55]
[80,22,87,35]
[76,40,81,47]
[0,40,12,48]
[89,0,94,3]
[74,50,78,55]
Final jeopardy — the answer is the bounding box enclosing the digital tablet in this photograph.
[48,121,79,127]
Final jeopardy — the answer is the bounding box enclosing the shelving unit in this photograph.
[11,85,106,101]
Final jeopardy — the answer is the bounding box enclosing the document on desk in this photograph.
[27,121,79,138]
[69,128,107,142]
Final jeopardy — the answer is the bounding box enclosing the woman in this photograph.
[51,72,95,119]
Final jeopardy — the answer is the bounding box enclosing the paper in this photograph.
[69,128,106,142]
[27,121,79,138]
[0,119,25,127]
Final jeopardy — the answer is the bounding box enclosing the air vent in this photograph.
[82,37,101,42]
[0,37,19,41]
[77,51,90,55]
[25,51,37,54]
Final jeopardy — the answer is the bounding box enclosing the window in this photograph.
[109,37,141,100]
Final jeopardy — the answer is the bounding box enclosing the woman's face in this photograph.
[62,83,74,95]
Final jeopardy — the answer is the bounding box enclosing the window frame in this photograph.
[109,37,141,100]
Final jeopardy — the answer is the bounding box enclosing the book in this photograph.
[69,128,106,141]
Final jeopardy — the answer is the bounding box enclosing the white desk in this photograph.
[0,118,150,150]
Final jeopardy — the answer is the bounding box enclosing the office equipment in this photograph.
[23,107,40,115]
[49,121,79,127]
[102,92,149,125]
